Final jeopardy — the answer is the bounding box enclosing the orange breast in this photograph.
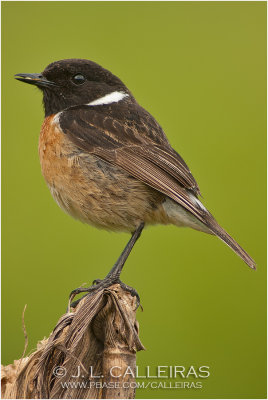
[38,114,91,222]
[39,115,68,185]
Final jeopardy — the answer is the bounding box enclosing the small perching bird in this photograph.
[15,59,256,302]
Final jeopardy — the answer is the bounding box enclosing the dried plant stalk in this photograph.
[1,284,144,399]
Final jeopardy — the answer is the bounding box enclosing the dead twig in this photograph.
[1,284,144,399]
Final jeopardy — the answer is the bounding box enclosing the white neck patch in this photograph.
[88,91,129,106]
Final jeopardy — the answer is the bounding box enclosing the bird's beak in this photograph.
[14,73,57,87]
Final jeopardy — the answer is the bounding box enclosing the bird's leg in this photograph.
[94,222,145,284]
[70,222,145,308]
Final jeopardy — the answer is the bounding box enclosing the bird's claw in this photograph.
[92,278,102,285]
[118,281,141,310]
[69,278,141,310]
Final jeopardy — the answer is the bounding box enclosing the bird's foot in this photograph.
[117,281,141,309]
[69,276,140,310]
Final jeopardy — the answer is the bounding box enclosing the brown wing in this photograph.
[59,104,206,222]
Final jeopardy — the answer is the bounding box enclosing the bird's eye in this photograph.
[72,74,86,85]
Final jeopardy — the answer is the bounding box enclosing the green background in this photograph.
[2,2,266,398]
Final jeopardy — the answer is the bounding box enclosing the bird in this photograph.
[15,58,256,304]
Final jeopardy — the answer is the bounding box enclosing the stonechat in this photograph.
[15,59,256,303]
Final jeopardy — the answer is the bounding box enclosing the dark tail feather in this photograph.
[205,215,256,270]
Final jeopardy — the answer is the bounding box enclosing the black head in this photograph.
[15,59,131,116]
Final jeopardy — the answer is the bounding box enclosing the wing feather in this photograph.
[60,106,201,194]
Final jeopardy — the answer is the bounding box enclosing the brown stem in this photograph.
[1,284,145,399]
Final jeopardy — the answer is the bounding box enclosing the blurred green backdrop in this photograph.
[2,1,266,398]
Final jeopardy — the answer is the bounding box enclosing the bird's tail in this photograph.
[205,214,256,270]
